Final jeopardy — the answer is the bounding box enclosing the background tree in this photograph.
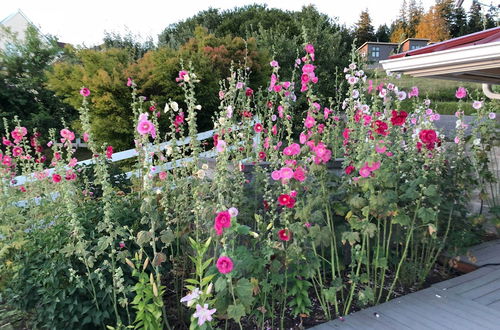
[449,5,468,37]
[407,0,424,37]
[415,5,450,41]
[390,0,408,42]
[467,0,484,33]
[375,24,391,42]
[354,9,375,46]
[102,30,155,61]
[0,25,75,136]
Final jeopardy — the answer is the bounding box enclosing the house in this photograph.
[0,9,50,50]
[380,26,500,99]
[357,42,398,65]
[357,38,430,68]
[399,38,430,52]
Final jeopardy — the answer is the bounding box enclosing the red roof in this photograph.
[389,27,500,59]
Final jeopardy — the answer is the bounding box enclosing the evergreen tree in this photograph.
[449,6,468,37]
[484,3,499,29]
[354,9,375,46]
[375,24,390,42]
[468,0,484,33]
[407,0,424,37]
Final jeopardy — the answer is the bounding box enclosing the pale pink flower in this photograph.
[454,136,460,144]
[193,303,216,326]
[68,158,78,167]
[408,86,419,98]
[271,170,281,180]
[236,81,244,89]
[228,207,239,218]
[216,140,226,153]
[270,60,279,67]
[159,171,167,180]
[180,288,201,304]
[426,109,433,116]
[472,100,483,110]
[375,144,386,154]
[489,112,496,119]
[83,133,89,142]
[280,167,294,180]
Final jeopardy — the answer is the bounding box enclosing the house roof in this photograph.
[356,41,398,51]
[400,38,430,44]
[380,27,500,86]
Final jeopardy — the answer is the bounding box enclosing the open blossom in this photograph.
[214,211,231,235]
[180,288,201,305]
[68,157,78,167]
[270,60,279,67]
[283,143,301,156]
[11,127,27,141]
[374,120,389,136]
[193,303,216,326]
[390,110,408,126]
[106,146,113,159]
[397,91,407,101]
[472,100,483,110]
[278,229,292,241]
[254,123,263,133]
[60,128,75,142]
[127,77,133,86]
[489,112,496,119]
[216,139,226,153]
[228,207,239,218]
[345,165,355,175]
[80,87,90,97]
[408,86,419,98]
[311,142,332,164]
[175,70,188,82]
[359,161,381,178]
[455,86,467,99]
[52,174,62,183]
[159,171,167,180]
[245,87,253,97]
[216,256,234,274]
[137,119,154,136]
[293,167,306,182]
[12,146,23,157]
[278,194,296,208]
[304,115,316,128]
[419,129,439,150]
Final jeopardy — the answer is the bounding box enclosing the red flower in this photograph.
[245,88,253,97]
[374,120,389,136]
[258,151,266,160]
[390,110,408,126]
[419,129,437,145]
[213,134,219,147]
[263,200,270,210]
[278,194,296,208]
[52,174,62,183]
[345,165,355,175]
[278,229,292,241]
[106,146,113,159]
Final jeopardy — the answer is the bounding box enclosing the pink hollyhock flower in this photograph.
[159,171,167,180]
[397,91,407,100]
[408,86,419,98]
[302,64,315,74]
[269,73,278,91]
[369,161,381,171]
[2,155,12,166]
[106,146,113,159]
[455,87,467,99]
[273,85,282,92]
[277,105,284,118]
[54,152,62,161]
[83,133,89,142]
[12,146,23,157]
[3,137,12,146]
[216,256,234,274]
[271,170,281,180]
[137,119,154,136]
[293,167,306,182]
[80,87,90,97]
[278,194,292,206]
[375,144,386,154]
[11,127,27,141]
[283,81,291,89]
[19,186,27,192]
[324,107,332,119]
[454,136,460,144]
[175,70,188,82]
[127,77,133,86]
[305,44,315,54]
[60,129,75,142]
[65,170,77,181]
[193,304,216,326]
[368,80,373,93]
[283,143,301,156]
[280,167,294,180]
[290,190,297,198]
[426,108,433,116]
[312,142,332,164]
[214,211,231,236]
[304,222,312,228]
[271,125,277,136]
[304,115,316,128]
[52,174,62,183]
[119,241,126,249]
[254,123,263,133]
[216,140,226,153]
[264,137,270,149]
[219,91,225,100]
[359,165,371,178]
[386,151,393,157]
[236,81,244,89]
[270,60,279,67]
[489,112,496,119]
[278,229,292,241]
[69,158,78,167]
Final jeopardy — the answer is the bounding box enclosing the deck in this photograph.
[313,240,500,330]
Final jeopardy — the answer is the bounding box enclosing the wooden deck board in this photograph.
[311,240,500,330]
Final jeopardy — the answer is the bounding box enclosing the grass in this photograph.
[367,69,488,115]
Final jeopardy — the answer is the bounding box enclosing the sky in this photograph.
[0,0,474,46]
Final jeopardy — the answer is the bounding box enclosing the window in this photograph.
[410,45,421,50]
[371,46,380,58]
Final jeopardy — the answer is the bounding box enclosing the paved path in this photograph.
[312,240,500,330]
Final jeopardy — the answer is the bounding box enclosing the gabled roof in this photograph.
[389,27,500,59]
[400,38,430,44]
[356,41,398,51]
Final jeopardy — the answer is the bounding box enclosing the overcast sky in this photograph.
[1,0,474,46]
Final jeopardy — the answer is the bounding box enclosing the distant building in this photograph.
[0,9,50,50]
[357,38,430,68]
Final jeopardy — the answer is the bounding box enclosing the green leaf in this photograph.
[341,231,360,246]
[137,231,152,247]
[424,185,438,197]
[227,303,246,322]
[160,229,175,245]
[417,207,436,224]
[392,213,410,226]
[235,278,253,302]
[214,276,227,293]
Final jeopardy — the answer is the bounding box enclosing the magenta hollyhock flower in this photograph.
[293,167,306,182]
[236,81,244,89]
[11,127,27,141]
[302,64,315,74]
[278,229,292,241]
[359,165,371,178]
[269,73,278,91]
[214,211,231,236]
[305,44,315,54]
[375,144,387,154]
[2,155,12,166]
[312,142,332,164]
[258,151,266,160]
[270,60,279,67]
[245,88,253,96]
[271,170,281,180]
[137,119,154,136]
[12,146,23,157]
[283,143,301,156]
[127,77,133,87]
[80,87,90,97]
[345,165,355,175]
[271,125,277,136]
[60,129,75,142]
[278,194,291,206]
[280,167,294,180]
[52,174,62,183]
[254,123,263,133]
[106,146,113,159]
[175,70,188,82]
[216,256,234,274]
[369,161,381,171]
[304,115,316,129]
[455,87,467,99]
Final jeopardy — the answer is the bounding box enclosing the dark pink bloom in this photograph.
[80,87,90,97]
[278,229,292,241]
[159,171,167,180]
[106,146,113,159]
[216,256,234,274]
[293,167,306,182]
[254,123,263,133]
[455,87,467,99]
[52,174,62,183]
[214,211,231,236]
